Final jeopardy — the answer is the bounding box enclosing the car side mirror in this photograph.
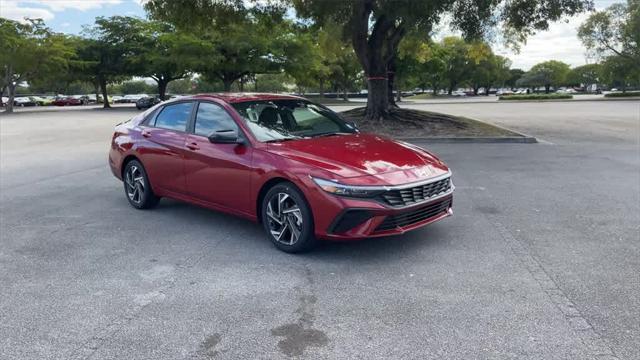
[208,129,244,144]
[346,121,359,132]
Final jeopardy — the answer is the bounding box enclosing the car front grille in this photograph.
[375,197,452,232]
[378,177,452,207]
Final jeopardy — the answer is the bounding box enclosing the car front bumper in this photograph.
[304,177,454,241]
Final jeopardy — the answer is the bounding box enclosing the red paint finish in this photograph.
[109,93,453,240]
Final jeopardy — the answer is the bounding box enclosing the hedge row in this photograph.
[604,91,640,98]
[499,94,573,100]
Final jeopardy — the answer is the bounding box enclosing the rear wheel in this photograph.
[123,160,160,209]
[261,183,316,253]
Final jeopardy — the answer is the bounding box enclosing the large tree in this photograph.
[145,1,296,92]
[81,16,149,108]
[567,63,601,89]
[134,22,198,100]
[578,0,639,65]
[521,60,571,93]
[292,0,592,121]
[0,18,73,113]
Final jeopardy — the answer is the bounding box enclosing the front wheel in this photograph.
[261,183,316,253]
[123,160,160,209]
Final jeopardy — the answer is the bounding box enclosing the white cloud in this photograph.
[0,0,54,21]
[0,0,123,22]
[28,0,122,12]
[495,13,593,70]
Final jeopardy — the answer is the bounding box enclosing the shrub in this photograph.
[604,91,640,98]
[499,94,573,100]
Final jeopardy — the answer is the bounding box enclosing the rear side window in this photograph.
[194,102,238,136]
[153,102,192,131]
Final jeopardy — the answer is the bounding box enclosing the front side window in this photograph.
[194,102,238,136]
[231,100,356,142]
[153,102,192,131]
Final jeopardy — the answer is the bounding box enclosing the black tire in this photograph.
[261,182,316,253]
[123,160,160,209]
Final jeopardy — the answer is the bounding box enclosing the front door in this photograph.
[183,101,253,214]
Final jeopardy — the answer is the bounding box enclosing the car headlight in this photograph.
[311,177,385,198]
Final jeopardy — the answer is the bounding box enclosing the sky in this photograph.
[0,0,622,70]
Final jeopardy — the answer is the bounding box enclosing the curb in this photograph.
[398,136,537,144]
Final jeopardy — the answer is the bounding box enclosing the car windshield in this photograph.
[231,100,356,142]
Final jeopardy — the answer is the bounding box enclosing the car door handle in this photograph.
[141,130,151,138]
[186,142,200,151]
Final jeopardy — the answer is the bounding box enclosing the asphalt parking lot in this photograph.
[1,100,638,359]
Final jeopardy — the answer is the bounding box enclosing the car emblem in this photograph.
[415,167,432,178]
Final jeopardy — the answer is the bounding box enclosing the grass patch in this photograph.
[406,93,436,100]
[499,94,573,100]
[604,91,640,98]
[340,107,521,138]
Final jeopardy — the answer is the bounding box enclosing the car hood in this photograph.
[266,133,449,185]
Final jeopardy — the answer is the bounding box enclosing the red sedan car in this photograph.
[109,93,454,252]
[52,96,83,106]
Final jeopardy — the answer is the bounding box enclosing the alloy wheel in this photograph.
[125,165,145,204]
[266,192,303,245]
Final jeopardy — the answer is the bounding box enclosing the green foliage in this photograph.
[499,94,573,100]
[116,80,156,95]
[167,78,195,94]
[146,1,298,91]
[599,55,640,91]
[567,64,601,87]
[517,60,571,93]
[0,18,74,111]
[505,69,525,88]
[604,91,640,97]
[578,0,639,65]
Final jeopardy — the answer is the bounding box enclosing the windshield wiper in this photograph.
[264,137,300,143]
[310,132,348,138]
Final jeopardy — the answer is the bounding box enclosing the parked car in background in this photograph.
[112,95,126,103]
[13,97,37,107]
[123,94,148,103]
[1,97,8,106]
[109,93,454,253]
[30,96,53,106]
[496,89,514,96]
[52,96,83,106]
[135,96,162,110]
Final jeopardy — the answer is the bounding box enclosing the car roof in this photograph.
[189,92,305,104]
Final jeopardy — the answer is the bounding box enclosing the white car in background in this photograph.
[123,94,148,103]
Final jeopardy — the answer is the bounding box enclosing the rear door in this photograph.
[138,101,194,194]
[183,101,253,213]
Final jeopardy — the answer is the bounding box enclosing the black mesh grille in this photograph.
[375,198,451,232]
[378,177,451,207]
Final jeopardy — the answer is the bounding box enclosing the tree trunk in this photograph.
[254,76,258,92]
[100,78,110,108]
[5,83,16,113]
[239,77,245,92]
[342,88,348,101]
[473,86,479,96]
[157,79,169,100]
[365,78,389,121]
[223,79,233,92]
[0,85,4,107]
[545,84,550,94]
[319,79,325,98]
[387,71,397,107]
[95,83,100,104]
[432,86,438,96]
[447,84,454,95]
[484,85,490,96]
